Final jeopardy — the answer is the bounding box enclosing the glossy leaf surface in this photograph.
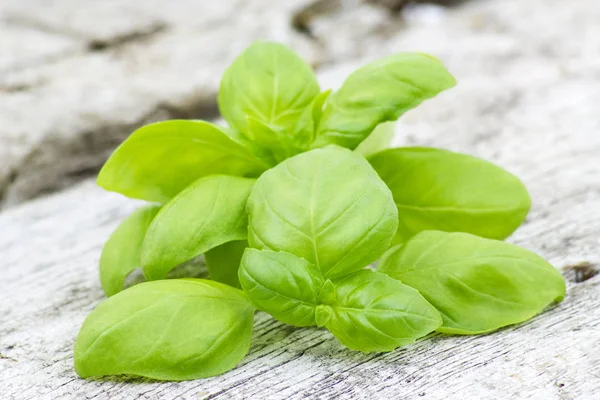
[327,270,442,352]
[378,231,566,334]
[247,147,398,278]
[369,147,531,243]
[141,175,254,280]
[313,53,455,149]
[74,279,254,381]
[239,249,324,326]
[219,41,320,158]
[97,120,266,203]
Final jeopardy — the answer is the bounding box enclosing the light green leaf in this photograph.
[354,122,396,157]
[378,231,566,334]
[311,89,332,129]
[369,147,531,244]
[239,249,324,327]
[312,53,455,149]
[99,205,161,297]
[205,240,247,288]
[247,147,398,278]
[219,41,320,158]
[246,117,298,163]
[315,305,333,327]
[97,120,266,203]
[327,270,442,352]
[141,175,255,281]
[74,279,254,381]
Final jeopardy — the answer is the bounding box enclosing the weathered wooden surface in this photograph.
[1,0,600,398]
[0,0,400,207]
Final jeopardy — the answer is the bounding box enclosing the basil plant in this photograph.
[74,42,565,381]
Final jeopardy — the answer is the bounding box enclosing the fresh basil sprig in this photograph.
[239,249,442,351]
[75,41,565,382]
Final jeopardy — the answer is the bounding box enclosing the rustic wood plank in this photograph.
[1,0,599,398]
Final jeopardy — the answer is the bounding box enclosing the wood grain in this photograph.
[2,0,600,398]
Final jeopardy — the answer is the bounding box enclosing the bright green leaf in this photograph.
[378,231,566,334]
[74,279,254,381]
[369,147,531,244]
[218,41,320,158]
[239,249,324,327]
[205,240,247,288]
[141,175,255,281]
[311,89,332,129]
[354,122,396,157]
[247,147,398,278]
[327,270,442,352]
[317,279,337,305]
[97,120,266,203]
[312,53,455,149]
[99,205,161,297]
[315,305,333,327]
[246,117,298,163]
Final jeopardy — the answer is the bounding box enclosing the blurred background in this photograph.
[1,0,597,211]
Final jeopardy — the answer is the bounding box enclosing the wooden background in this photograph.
[1,0,599,398]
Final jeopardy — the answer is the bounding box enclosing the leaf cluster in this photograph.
[74,42,565,381]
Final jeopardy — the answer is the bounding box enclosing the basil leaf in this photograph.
[311,89,332,129]
[326,270,442,352]
[219,41,320,157]
[99,205,161,297]
[313,53,455,149]
[246,117,298,163]
[369,147,531,244]
[247,147,398,278]
[74,279,254,381]
[97,120,266,203]
[378,231,566,334]
[205,240,247,288]
[354,122,396,157]
[239,249,325,327]
[141,175,255,281]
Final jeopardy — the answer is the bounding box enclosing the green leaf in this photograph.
[354,122,395,157]
[369,147,531,244]
[326,270,442,352]
[219,41,320,158]
[141,175,255,280]
[74,279,254,381]
[311,89,332,129]
[246,117,298,163]
[239,249,324,327]
[205,240,247,288]
[97,120,267,203]
[247,147,398,278]
[315,305,333,327]
[312,53,455,149]
[378,231,566,334]
[99,205,161,297]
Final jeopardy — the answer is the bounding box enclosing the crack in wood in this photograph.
[563,262,599,283]
[291,0,467,39]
